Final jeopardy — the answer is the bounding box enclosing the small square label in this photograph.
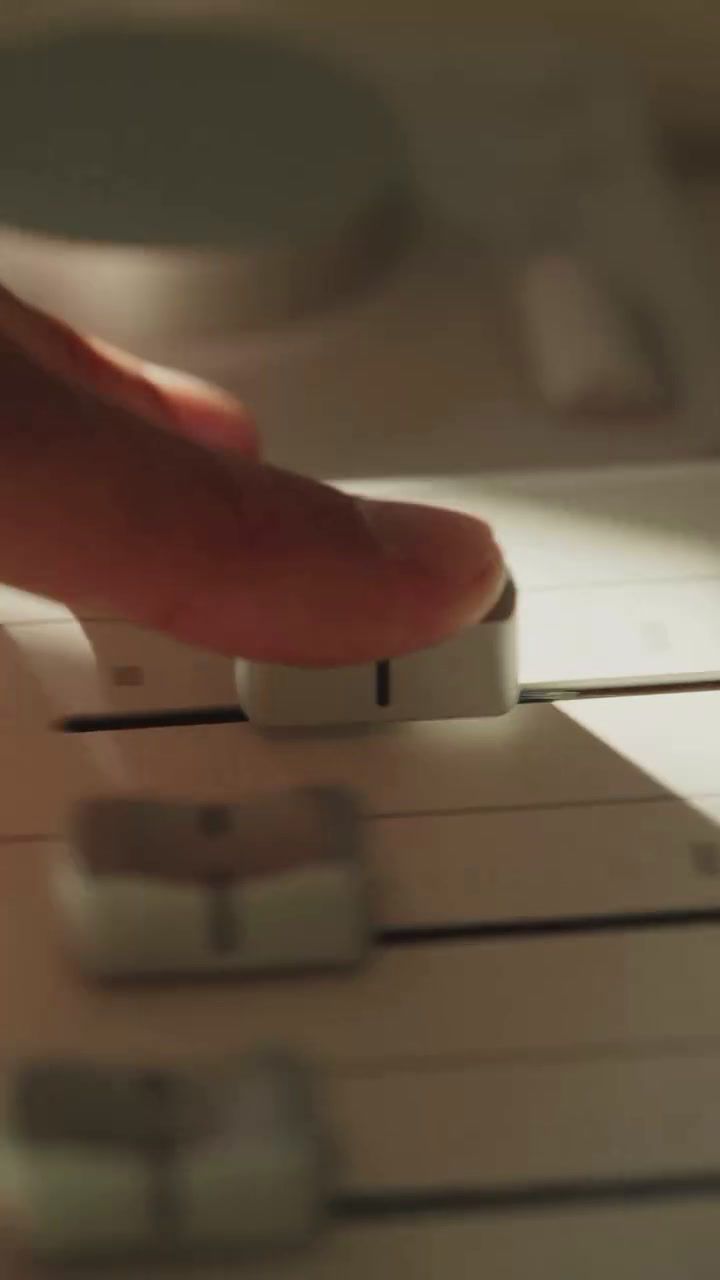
[111,665,145,688]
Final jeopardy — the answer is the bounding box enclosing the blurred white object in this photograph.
[0,25,718,476]
[0,1052,328,1261]
[54,788,371,978]
[519,253,668,417]
[0,23,415,338]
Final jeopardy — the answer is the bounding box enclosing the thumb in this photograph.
[0,286,504,664]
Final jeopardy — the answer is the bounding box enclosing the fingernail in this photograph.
[87,335,258,454]
[358,496,504,588]
[146,364,258,453]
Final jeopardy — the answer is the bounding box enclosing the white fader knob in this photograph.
[236,578,518,729]
[53,787,370,979]
[0,1053,330,1262]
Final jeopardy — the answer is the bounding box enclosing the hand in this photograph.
[0,284,504,665]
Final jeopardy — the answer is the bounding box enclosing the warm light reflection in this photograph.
[0,223,247,349]
[561,691,720,814]
[342,470,720,686]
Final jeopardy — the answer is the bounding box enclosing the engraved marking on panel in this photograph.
[690,842,720,876]
[111,665,145,688]
[198,806,240,952]
[141,1072,182,1242]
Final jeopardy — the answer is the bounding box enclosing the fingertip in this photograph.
[359,496,497,582]
[357,494,507,639]
[162,481,508,664]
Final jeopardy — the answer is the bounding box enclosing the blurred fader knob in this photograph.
[0,23,415,340]
[54,787,372,979]
[0,1052,330,1261]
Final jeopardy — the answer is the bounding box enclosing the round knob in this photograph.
[0,23,416,340]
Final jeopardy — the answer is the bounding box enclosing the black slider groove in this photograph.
[375,660,391,708]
